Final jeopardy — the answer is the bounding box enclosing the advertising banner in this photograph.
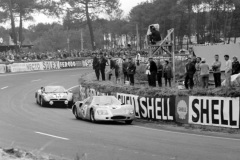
[189,96,240,128]
[25,62,44,71]
[175,96,189,124]
[117,93,175,121]
[0,64,6,73]
[8,62,44,72]
[59,61,76,69]
[43,61,60,70]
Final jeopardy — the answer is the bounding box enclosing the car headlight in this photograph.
[43,96,49,101]
[97,110,108,115]
[126,110,135,115]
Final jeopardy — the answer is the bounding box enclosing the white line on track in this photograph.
[35,131,69,140]
[31,79,41,82]
[133,126,240,141]
[1,86,8,90]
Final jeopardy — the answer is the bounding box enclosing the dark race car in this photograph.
[35,86,73,107]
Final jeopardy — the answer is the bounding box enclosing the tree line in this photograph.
[0,0,240,52]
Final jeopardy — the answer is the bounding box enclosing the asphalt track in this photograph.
[0,68,240,160]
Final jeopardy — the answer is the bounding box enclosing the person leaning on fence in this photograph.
[93,53,100,81]
[184,57,196,89]
[212,54,221,88]
[224,55,232,87]
[163,60,173,87]
[156,58,163,87]
[199,58,210,88]
[232,56,240,75]
[122,58,129,83]
[127,57,136,86]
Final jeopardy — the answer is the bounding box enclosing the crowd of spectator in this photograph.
[0,48,148,63]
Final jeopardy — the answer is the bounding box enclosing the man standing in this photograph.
[99,52,107,81]
[156,58,163,87]
[122,58,129,83]
[194,57,202,87]
[224,55,232,87]
[184,57,196,89]
[92,54,100,81]
[212,54,221,87]
[149,57,157,87]
[127,57,136,86]
[199,58,210,88]
[232,56,240,75]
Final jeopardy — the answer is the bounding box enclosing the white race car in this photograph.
[35,86,73,107]
[72,96,135,124]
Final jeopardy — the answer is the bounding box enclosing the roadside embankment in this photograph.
[77,71,240,133]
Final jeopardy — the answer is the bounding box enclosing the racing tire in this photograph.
[73,107,81,120]
[125,120,133,125]
[90,110,96,123]
[40,98,46,107]
[36,97,38,104]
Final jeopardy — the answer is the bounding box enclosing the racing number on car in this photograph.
[81,105,88,118]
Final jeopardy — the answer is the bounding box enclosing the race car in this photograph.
[35,86,73,107]
[72,96,135,124]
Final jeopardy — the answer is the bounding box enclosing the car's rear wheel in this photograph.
[40,98,46,107]
[125,120,133,125]
[73,107,81,120]
[90,110,96,123]
[36,97,38,104]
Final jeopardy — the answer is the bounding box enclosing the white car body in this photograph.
[72,96,135,124]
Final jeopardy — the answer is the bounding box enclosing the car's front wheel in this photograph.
[125,120,133,125]
[40,98,46,107]
[90,110,96,123]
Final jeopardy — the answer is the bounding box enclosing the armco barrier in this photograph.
[78,84,240,129]
[0,59,90,74]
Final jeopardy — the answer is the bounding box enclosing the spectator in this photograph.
[212,54,221,88]
[149,57,157,87]
[127,57,136,86]
[199,58,210,88]
[232,56,240,75]
[92,53,100,81]
[145,62,151,86]
[149,26,161,45]
[99,52,108,81]
[122,58,129,83]
[108,56,114,80]
[184,57,196,89]
[194,57,202,87]
[156,58,163,87]
[114,59,120,83]
[224,55,232,87]
[163,60,172,87]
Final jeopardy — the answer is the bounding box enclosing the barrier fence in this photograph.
[79,84,240,129]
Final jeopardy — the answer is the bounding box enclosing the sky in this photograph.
[1,0,147,28]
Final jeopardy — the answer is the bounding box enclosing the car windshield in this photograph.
[92,96,121,105]
[44,86,66,93]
